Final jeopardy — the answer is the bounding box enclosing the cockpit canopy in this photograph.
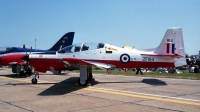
[58,42,105,53]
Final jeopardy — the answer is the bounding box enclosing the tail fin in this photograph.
[154,27,185,57]
[49,32,75,51]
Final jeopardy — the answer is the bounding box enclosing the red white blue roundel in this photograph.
[120,54,130,63]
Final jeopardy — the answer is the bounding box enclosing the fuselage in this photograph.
[27,42,176,72]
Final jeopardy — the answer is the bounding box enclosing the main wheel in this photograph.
[32,78,37,84]
[78,78,88,86]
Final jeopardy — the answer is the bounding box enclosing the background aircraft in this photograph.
[0,32,74,75]
[22,28,186,86]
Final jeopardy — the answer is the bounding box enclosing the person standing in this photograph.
[194,65,199,73]
[136,68,143,75]
[186,55,191,67]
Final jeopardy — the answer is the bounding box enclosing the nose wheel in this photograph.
[32,71,38,84]
[32,78,37,84]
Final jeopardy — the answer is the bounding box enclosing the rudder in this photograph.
[154,28,185,57]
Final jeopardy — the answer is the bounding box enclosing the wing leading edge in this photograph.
[62,58,115,69]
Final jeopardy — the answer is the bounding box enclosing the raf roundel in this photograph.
[120,54,130,63]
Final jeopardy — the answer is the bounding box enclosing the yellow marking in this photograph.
[83,88,200,106]
[107,47,117,51]
[1,76,200,106]
[0,76,50,84]
[122,45,132,50]
[0,76,31,83]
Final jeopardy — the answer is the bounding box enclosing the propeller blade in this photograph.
[30,46,32,54]
[23,44,27,55]
[23,44,26,49]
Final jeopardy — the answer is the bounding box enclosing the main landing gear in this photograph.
[30,67,94,86]
[76,65,94,86]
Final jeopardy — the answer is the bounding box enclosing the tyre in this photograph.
[78,78,88,86]
[32,78,37,84]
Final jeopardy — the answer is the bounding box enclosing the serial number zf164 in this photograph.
[143,57,154,61]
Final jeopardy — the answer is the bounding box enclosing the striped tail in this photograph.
[154,27,185,57]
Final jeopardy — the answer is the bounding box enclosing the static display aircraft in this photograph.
[0,32,74,75]
[22,28,186,86]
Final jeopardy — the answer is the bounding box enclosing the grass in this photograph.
[73,69,200,80]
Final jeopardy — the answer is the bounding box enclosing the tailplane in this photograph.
[154,27,185,57]
[49,32,75,51]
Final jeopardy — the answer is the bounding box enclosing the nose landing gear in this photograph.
[31,71,39,84]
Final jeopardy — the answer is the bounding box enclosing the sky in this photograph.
[0,0,199,55]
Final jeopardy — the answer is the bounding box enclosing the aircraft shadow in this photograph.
[38,77,99,96]
[2,74,167,95]
[38,77,146,96]
[91,81,142,85]
[38,79,142,96]
[141,79,167,86]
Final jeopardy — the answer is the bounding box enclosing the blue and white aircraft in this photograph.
[0,32,74,75]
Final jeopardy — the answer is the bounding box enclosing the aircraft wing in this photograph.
[62,58,115,69]
[85,61,115,69]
